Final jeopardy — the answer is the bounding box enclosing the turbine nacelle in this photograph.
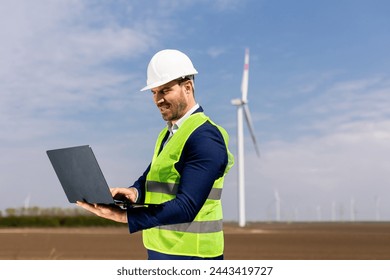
[231,98,247,106]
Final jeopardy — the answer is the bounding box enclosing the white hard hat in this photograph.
[140,49,198,91]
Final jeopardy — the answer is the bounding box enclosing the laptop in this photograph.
[47,145,125,206]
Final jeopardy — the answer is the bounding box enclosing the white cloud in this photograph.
[207,46,226,58]
[0,1,169,211]
[211,0,246,11]
[0,1,160,142]
[223,75,390,221]
[292,76,390,134]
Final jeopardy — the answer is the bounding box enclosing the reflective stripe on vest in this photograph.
[158,219,223,233]
[147,181,222,200]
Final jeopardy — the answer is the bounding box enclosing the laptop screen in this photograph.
[47,145,115,205]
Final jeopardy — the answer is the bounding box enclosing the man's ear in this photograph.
[187,81,195,94]
[183,81,192,94]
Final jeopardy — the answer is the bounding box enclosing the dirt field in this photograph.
[1,222,390,260]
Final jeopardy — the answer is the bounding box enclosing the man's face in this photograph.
[151,79,193,123]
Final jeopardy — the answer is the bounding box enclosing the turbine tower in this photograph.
[274,189,281,222]
[231,48,260,227]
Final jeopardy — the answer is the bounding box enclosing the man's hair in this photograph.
[178,75,195,96]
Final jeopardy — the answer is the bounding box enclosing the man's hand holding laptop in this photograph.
[76,187,138,224]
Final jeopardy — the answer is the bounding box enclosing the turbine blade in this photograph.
[241,48,249,103]
[243,104,260,157]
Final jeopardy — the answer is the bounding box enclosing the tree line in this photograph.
[0,206,126,227]
[0,206,90,217]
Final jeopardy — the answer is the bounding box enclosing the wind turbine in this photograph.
[274,189,281,222]
[231,48,260,227]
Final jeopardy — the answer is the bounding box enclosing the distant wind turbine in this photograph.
[24,194,31,209]
[331,201,337,221]
[350,197,355,222]
[375,196,380,221]
[274,189,281,222]
[231,48,260,227]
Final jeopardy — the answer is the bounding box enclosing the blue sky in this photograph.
[1,0,390,221]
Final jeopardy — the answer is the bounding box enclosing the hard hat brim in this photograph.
[140,71,198,92]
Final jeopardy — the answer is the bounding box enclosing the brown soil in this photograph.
[1,222,389,260]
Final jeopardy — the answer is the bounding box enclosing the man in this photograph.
[77,49,234,260]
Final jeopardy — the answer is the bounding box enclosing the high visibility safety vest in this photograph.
[143,112,234,258]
